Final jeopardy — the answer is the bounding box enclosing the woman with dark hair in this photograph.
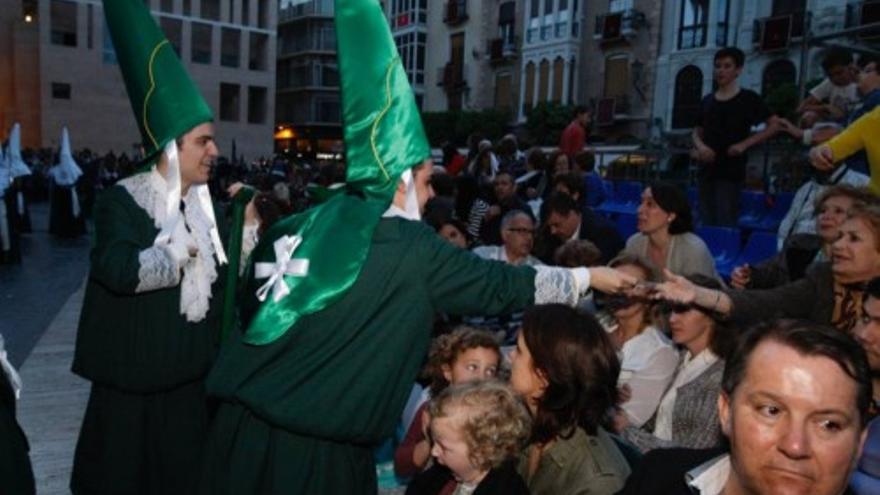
[510,304,631,494]
[622,182,718,280]
[454,175,490,241]
[620,275,734,453]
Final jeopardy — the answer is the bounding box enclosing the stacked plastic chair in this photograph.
[696,226,742,278]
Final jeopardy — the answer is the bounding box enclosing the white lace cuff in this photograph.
[135,245,182,292]
[533,266,580,306]
[240,223,260,274]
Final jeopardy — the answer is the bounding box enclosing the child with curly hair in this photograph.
[395,327,502,479]
[405,380,531,495]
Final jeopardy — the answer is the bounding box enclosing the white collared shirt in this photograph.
[686,454,730,495]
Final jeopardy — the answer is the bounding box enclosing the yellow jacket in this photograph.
[828,106,880,195]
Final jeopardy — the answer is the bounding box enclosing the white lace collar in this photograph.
[120,169,218,322]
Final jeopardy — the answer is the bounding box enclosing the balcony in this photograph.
[488,37,518,66]
[278,2,334,23]
[436,63,467,93]
[846,1,880,38]
[751,11,807,50]
[594,9,647,43]
[444,0,468,27]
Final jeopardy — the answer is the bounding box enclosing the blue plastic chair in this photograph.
[697,226,742,276]
[733,231,779,267]
[596,180,642,216]
[737,190,767,230]
[851,418,880,494]
[615,214,638,241]
[755,192,794,232]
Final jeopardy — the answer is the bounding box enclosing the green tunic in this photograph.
[198,217,537,494]
[71,179,228,495]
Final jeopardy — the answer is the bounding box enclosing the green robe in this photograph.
[198,217,537,494]
[71,179,229,495]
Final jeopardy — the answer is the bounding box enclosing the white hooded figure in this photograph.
[5,123,31,233]
[48,127,86,238]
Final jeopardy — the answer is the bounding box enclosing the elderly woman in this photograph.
[732,184,877,289]
[622,182,718,280]
[657,204,880,333]
[620,275,734,452]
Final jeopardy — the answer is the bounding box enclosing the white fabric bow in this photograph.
[255,235,310,303]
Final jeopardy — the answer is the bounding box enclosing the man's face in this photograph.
[854,296,880,373]
[719,340,866,495]
[713,56,742,87]
[577,111,591,127]
[501,214,535,260]
[177,122,218,189]
[857,62,880,96]
[493,173,515,203]
[546,210,580,240]
[413,160,436,214]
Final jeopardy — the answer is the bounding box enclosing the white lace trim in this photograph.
[121,170,218,322]
[240,223,260,275]
[135,245,181,292]
[533,265,579,306]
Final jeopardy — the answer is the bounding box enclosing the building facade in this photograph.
[579,0,663,140]
[0,0,276,160]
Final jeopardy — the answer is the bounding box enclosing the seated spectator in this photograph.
[516,147,548,204]
[601,256,679,428]
[619,319,872,495]
[510,304,631,495]
[811,103,880,195]
[442,142,467,176]
[656,204,880,333]
[479,172,532,246]
[405,381,531,495]
[554,239,603,313]
[454,175,490,242]
[732,185,877,289]
[541,191,623,265]
[622,182,718,280]
[544,150,573,198]
[552,172,586,209]
[496,134,526,176]
[434,218,471,250]
[798,48,859,128]
[621,275,732,452]
[395,328,502,480]
[776,163,868,250]
[473,211,541,267]
[467,140,499,188]
[853,276,880,419]
[575,150,608,208]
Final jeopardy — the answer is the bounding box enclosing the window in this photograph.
[609,0,633,12]
[530,0,539,18]
[394,31,427,86]
[544,0,554,15]
[52,82,71,100]
[715,0,730,46]
[315,96,340,123]
[192,23,212,64]
[523,62,536,113]
[678,0,708,50]
[499,2,516,44]
[249,32,268,71]
[160,17,183,56]
[220,83,240,121]
[604,56,629,100]
[183,0,191,16]
[257,0,270,28]
[772,0,806,37]
[672,65,703,128]
[201,0,220,20]
[762,59,796,96]
[552,57,565,102]
[538,59,550,102]
[87,4,93,49]
[160,0,174,13]
[390,0,427,27]
[221,28,240,67]
[495,73,512,111]
[242,0,250,25]
[51,0,77,47]
[248,86,267,124]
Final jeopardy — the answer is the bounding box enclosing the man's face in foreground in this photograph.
[719,340,866,495]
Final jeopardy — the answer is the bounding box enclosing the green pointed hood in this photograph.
[239,0,431,345]
[103,0,213,163]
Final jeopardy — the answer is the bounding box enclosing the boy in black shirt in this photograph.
[692,47,780,226]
